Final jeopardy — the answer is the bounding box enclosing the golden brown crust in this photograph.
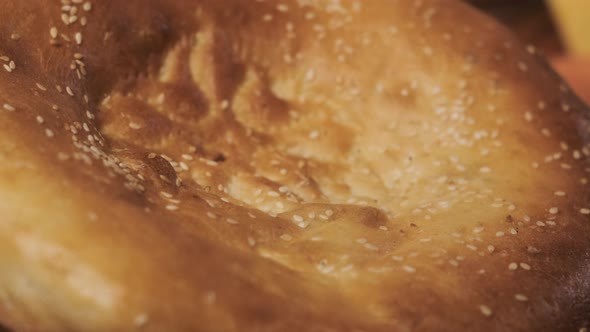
[1,0,590,331]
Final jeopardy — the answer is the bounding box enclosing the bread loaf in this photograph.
[0,1,589,331]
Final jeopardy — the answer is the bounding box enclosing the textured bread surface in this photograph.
[1,1,590,331]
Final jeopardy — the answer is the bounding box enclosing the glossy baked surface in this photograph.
[0,1,589,331]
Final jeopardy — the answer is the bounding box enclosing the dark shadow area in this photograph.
[467,0,563,56]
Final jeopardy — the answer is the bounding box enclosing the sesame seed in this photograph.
[36,83,47,91]
[36,115,44,124]
[179,162,189,171]
[134,313,149,327]
[45,128,55,137]
[83,2,92,11]
[364,243,379,251]
[514,294,528,302]
[86,211,98,221]
[74,32,82,45]
[66,86,74,96]
[527,45,536,53]
[226,218,239,225]
[527,246,541,254]
[280,234,293,241]
[580,208,590,215]
[165,205,178,211]
[549,207,559,214]
[205,160,218,167]
[519,263,531,270]
[2,104,15,111]
[247,237,256,246]
[50,27,58,39]
[305,69,315,81]
[309,130,320,139]
[402,265,416,273]
[292,214,303,222]
[554,191,566,197]
[277,4,289,12]
[508,262,518,270]
[560,103,570,112]
[524,112,533,121]
[479,305,493,317]
[3,64,12,72]
[560,141,569,150]
[206,212,217,219]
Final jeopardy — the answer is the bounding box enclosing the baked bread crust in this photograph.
[1,0,590,331]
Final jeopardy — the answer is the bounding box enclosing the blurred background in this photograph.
[469,0,590,104]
